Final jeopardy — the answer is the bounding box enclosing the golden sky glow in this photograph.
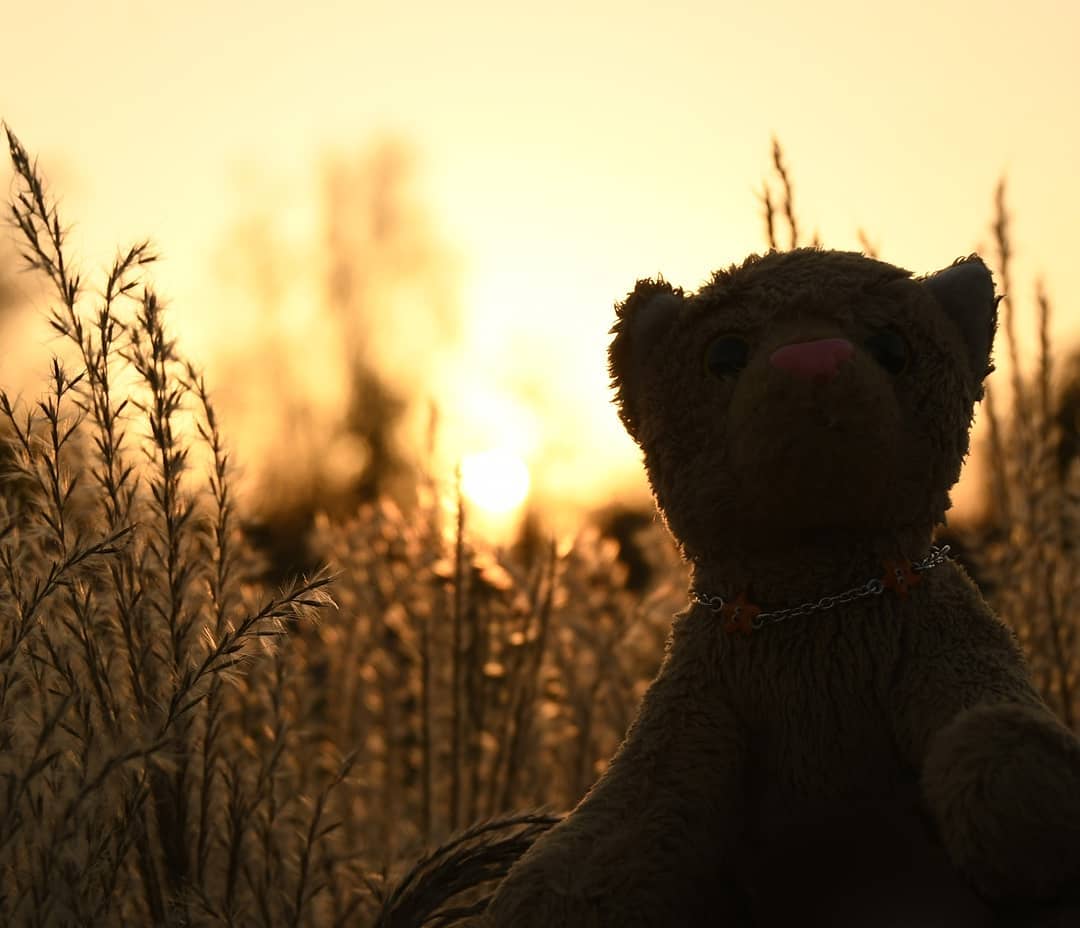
[4,1,1079,524]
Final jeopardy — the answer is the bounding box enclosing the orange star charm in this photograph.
[881,558,921,598]
[721,592,761,636]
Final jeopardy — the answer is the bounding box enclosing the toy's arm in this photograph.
[890,581,1044,760]
[890,580,1080,903]
[485,616,749,928]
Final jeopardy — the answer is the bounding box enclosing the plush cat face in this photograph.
[609,249,997,563]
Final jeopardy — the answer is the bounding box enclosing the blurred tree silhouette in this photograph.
[321,141,458,502]
[215,141,461,579]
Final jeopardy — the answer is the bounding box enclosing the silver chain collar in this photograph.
[692,545,951,634]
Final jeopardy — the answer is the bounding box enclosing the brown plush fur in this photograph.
[485,249,1080,926]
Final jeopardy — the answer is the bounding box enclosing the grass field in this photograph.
[1,127,1076,926]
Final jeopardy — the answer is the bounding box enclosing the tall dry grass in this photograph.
[0,126,356,926]
[975,184,1080,728]
[1,127,1076,925]
[0,127,687,925]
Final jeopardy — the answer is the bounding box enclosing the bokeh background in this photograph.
[5,0,1078,547]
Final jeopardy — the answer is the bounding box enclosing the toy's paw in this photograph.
[923,703,1080,902]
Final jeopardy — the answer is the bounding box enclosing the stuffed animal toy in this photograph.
[485,249,1080,926]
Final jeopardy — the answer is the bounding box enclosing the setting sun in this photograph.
[460,448,531,515]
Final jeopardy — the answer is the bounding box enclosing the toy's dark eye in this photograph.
[705,336,750,378]
[864,328,910,374]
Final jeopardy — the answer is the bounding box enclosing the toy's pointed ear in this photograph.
[609,278,683,440]
[923,256,999,385]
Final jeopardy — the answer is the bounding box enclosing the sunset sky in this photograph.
[4,1,1078,529]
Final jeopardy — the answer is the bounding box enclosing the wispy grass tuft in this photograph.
[759,137,802,251]
[1,125,342,925]
[977,183,1080,730]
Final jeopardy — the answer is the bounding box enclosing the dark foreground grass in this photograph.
[1,127,1076,926]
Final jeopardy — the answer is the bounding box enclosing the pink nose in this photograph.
[769,338,854,382]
